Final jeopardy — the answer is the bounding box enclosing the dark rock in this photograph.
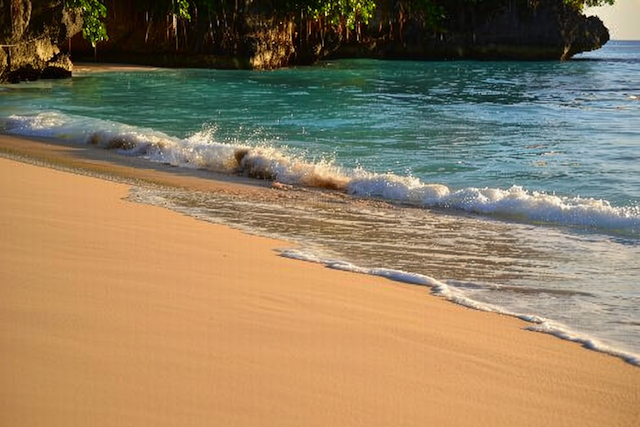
[40,52,73,79]
[1,0,611,81]
[0,0,76,83]
[355,0,609,61]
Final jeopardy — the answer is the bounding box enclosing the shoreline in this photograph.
[2,133,640,365]
[1,134,639,426]
[72,62,162,73]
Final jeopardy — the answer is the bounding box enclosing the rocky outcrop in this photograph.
[68,0,608,70]
[246,18,295,70]
[66,1,297,71]
[0,0,75,83]
[1,0,610,81]
[333,0,609,61]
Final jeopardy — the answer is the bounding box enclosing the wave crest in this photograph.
[5,111,639,235]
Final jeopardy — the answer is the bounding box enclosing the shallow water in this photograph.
[2,41,639,364]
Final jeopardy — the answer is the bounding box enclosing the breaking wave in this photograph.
[4,111,640,235]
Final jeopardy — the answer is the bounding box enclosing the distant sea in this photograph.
[2,40,639,364]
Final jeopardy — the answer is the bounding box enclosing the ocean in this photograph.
[1,40,639,365]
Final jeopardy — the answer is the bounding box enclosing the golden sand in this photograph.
[1,136,638,427]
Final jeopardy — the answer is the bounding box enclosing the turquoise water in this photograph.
[2,41,639,364]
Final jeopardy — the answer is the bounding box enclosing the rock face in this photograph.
[0,0,74,83]
[66,1,298,71]
[1,0,610,81]
[68,0,608,70]
[373,0,610,61]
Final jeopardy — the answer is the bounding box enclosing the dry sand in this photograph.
[1,136,639,427]
[73,62,161,73]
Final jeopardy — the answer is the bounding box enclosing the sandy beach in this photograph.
[1,135,639,427]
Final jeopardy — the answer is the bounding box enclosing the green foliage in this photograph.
[63,0,617,48]
[564,0,615,11]
[171,0,192,20]
[65,0,109,47]
[304,0,377,29]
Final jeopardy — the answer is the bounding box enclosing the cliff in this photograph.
[69,0,610,69]
[313,0,610,62]
[1,0,610,82]
[366,0,610,60]
[0,0,77,83]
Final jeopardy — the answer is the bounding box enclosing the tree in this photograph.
[65,0,109,59]
[565,0,615,10]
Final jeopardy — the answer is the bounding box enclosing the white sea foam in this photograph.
[348,179,640,233]
[279,248,640,366]
[5,112,640,234]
